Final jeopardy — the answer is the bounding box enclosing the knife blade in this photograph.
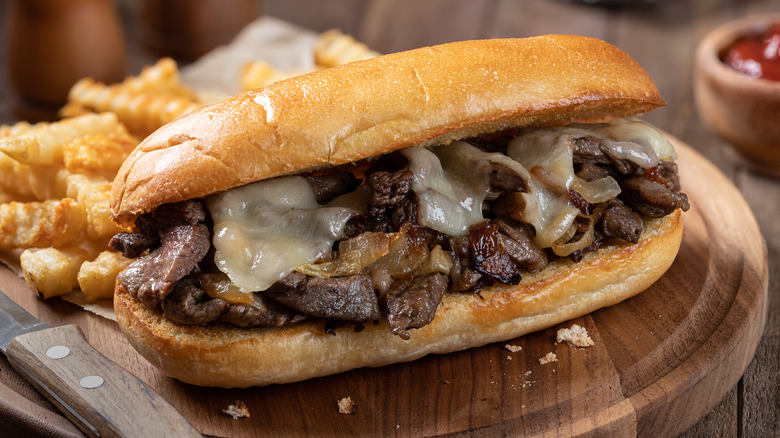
[0,289,201,438]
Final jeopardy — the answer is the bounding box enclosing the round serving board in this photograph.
[0,138,768,437]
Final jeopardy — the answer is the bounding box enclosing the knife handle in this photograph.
[6,324,201,438]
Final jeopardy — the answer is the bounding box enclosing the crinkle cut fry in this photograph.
[0,199,87,250]
[0,113,120,165]
[62,128,138,179]
[20,239,109,300]
[61,58,202,138]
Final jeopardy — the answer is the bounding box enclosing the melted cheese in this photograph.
[207,120,674,289]
[506,119,667,248]
[403,140,532,236]
[207,176,355,292]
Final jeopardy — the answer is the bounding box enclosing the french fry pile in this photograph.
[0,113,138,301]
[0,28,378,305]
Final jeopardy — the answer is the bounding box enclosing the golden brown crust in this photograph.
[113,210,683,388]
[110,35,664,225]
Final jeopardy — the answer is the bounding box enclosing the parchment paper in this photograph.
[181,16,319,101]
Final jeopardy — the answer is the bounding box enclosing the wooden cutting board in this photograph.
[0,138,768,437]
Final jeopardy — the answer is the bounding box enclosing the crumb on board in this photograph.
[504,343,522,353]
[222,400,250,419]
[556,324,595,348]
[538,352,558,365]
[338,396,357,415]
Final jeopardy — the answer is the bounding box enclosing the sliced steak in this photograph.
[572,136,640,174]
[162,279,228,325]
[305,172,360,204]
[136,200,207,235]
[644,161,682,192]
[449,235,488,292]
[265,271,381,322]
[575,163,612,182]
[468,221,522,284]
[386,273,448,340]
[160,278,308,327]
[109,232,158,258]
[495,220,547,272]
[390,196,419,230]
[487,160,530,193]
[600,200,644,243]
[620,177,690,218]
[572,136,612,165]
[345,166,418,235]
[123,223,211,307]
[220,295,307,327]
[366,168,414,218]
[116,257,146,297]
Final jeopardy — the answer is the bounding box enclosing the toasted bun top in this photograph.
[111,35,664,225]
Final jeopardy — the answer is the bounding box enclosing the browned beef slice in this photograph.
[109,232,158,258]
[159,278,307,327]
[600,200,644,243]
[386,273,448,340]
[135,200,207,235]
[116,257,145,296]
[572,136,612,165]
[572,136,642,174]
[449,235,490,292]
[620,178,690,218]
[576,163,612,182]
[486,160,531,192]
[161,279,228,325]
[495,220,547,272]
[304,172,360,204]
[468,221,522,284]
[220,294,307,327]
[265,271,381,322]
[118,223,210,307]
[366,168,414,218]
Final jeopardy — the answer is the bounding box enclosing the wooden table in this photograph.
[0,0,778,436]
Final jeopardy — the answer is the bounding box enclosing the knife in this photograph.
[0,289,201,438]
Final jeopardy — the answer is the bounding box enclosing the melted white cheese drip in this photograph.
[206,120,674,289]
[403,140,531,236]
[505,119,668,248]
[207,176,355,292]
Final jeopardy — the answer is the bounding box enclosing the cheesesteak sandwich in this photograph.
[109,35,689,388]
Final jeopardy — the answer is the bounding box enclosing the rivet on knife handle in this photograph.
[6,324,201,438]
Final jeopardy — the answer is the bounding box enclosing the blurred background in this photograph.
[0,0,777,173]
[0,0,778,436]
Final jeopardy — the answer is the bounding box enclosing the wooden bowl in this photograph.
[694,14,780,177]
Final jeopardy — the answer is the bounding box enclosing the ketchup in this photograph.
[722,24,780,81]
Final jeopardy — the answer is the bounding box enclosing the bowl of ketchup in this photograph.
[694,14,780,177]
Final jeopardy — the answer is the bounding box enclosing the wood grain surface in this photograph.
[0,137,768,437]
[1,1,779,436]
[6,324,201,438]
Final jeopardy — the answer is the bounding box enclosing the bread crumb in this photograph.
[337,396,357,415]
[504,344,522,353]
[538,352,558,364]
[520,370,534,388]
[222,400,250,419]
[557,324,594,348]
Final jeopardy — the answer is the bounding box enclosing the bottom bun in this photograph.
[114,210,683,388]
